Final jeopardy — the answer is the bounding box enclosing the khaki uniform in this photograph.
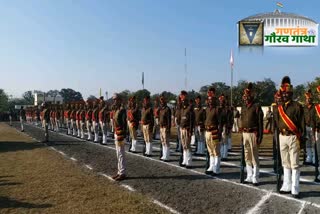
[92,107,99,142]
[240,102,263,184]
[194,104,206,155]
[314,104,320,179]
[127,105,140,152]
[180,104,194,167]
[275,101,305,194]
[304,104,316,163]
[113,107,127,176]
[159,105,171,161]
[141,106,154,155]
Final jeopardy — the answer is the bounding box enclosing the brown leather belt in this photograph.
[280,129,295,136]
[205,125,217,131]
[241,127,257,133]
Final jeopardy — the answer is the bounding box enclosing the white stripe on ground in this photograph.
[298,201,306,214]
[58,151,66,156]
[85,164,93,170]
[70,157,77,161]
[153,199,181,214]
[246,192,272,214]
[121,184,135,192]
[25,123,320,210]
[98,173,115,182]
[50,147,57,152]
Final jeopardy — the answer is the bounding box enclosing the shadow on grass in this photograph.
[126,174,212,181]
[0,142,44,153]
[0,182,22,186]
[0,196,52,209]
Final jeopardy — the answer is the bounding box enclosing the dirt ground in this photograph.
[0,123,169,214]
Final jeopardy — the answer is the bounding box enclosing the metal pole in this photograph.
[231,67,233,106]
[184,48,187,90]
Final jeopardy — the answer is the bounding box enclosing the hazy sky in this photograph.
[0,0,319,99]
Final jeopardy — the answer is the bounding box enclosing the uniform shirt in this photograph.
[304,104,315,127]
[205,106,219,129]
[92,107,99,122]
[127,105,140,128]
[86,109,92,121]
[314,103,320,131]
[194,105,205,126]
[240,103,263,129]
[180,105,195,129]
[141,106,153,125]
[99,106,109,123]
[19,109,26,118]
[276,101,305,136]
[113,108,127,130]
[272,103,279,130]
[159,105,171,128]
[175,107,181,126]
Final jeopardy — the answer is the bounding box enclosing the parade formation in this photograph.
[17,76,320,199]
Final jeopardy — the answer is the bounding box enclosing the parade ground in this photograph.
[1,122,320,214]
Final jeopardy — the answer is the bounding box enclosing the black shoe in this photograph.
[186,165,192,169]
[21,130,24,132]
[315,178,320,183]
[252,182,259,186]
[205,171,213,175]
[292,193,300,199]
[180,163,186,167]
[279,190,291,194]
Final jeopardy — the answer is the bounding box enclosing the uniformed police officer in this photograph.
[141,95,154,156]
[111,93,127,181]
[304,89,316,164]
[159,94,171,161]
[313,86,320,181]
[19,106,26,132]
[127,96,140,153]
[276,76,305,198]
[179,91,195,168]
[99,97,109,145]
[241,82,263,186]
[194,95,206,155]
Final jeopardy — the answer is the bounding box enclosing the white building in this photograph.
[34,93,63,106]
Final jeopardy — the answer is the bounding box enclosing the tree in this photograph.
[133,89,151,106]
[0,89,9,112]
[254,78,277,106]
[22,90,34,105]
[293,84,306,103]
[46,90,60,97]
[87,95,97,101]
[60,88,83,103]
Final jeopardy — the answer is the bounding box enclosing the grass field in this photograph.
[0,123,169,214]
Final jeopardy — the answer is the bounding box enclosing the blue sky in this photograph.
[0,0,319,99]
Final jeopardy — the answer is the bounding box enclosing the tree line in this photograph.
[0,77,319,112]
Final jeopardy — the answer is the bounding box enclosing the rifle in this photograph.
[315,140,320,182]
[272,131,277,173]
[240,135,245,183]
[159,143,163,160]
[275,129,282,192]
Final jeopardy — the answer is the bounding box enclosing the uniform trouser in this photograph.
[233,118,239,133]
[153,118,159,138]
[20,117,24,131]
[93,121,99,141]
[44,121,49,141]
[280,134,300,169]
[306,126,315,149]
[86,120,92,140]
[205,131,220,157]
[142,124,152,143]
[66,119,71,134]
[115,134,126,175]
[180,128,192,150]
[129,123,137,141]
[195,126,205,143]
[176,125,182,150]
[265,119,272,131]
[220,126,228,158]
[243,132,259,167]
[55,118,60,131]
[160,127,170,146]
[76,120,80,136]
[9,116,12,126]
[100,121,108,142]
[80,120,85,138]
[316,132,320,169]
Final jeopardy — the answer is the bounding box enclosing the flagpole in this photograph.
[184,48,187,90]
[231,66,233,107]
